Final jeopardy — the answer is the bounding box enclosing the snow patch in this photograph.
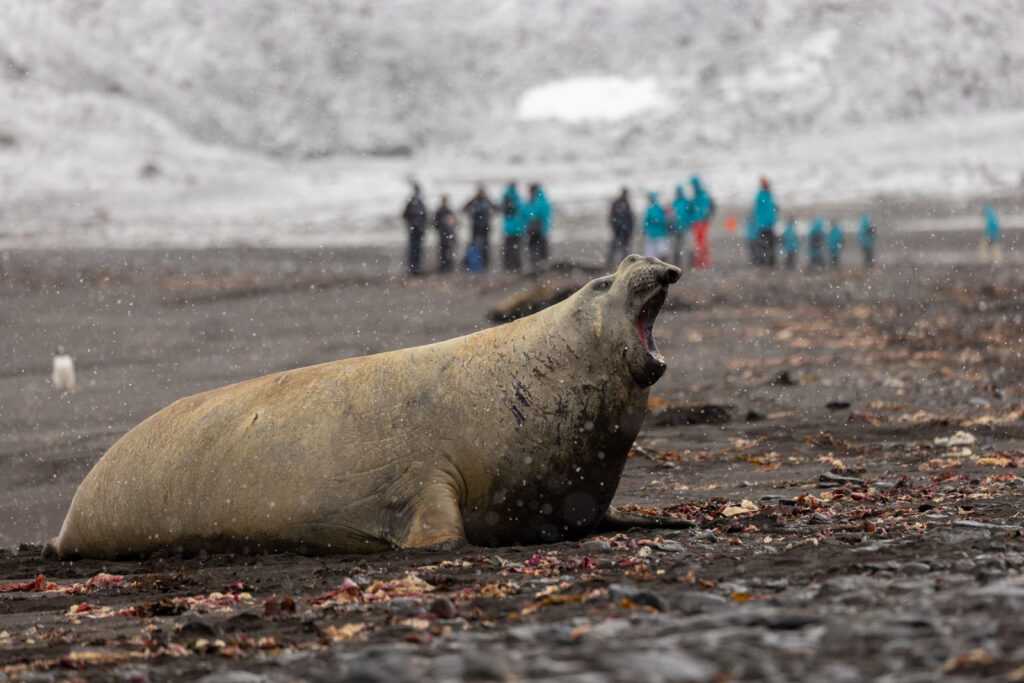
[516,76,667,124]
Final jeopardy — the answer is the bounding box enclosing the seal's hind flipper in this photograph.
[392,483,467,550]
[42,537,60,560]
[599,507,695,531]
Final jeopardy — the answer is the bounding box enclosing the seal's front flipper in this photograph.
[599,506,696,531]
[393,484,467,551]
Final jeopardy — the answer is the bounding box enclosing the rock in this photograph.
[176,610,221,641]
[649,540,686,553]
[934,431,977,447]
[388,597,424,615]
[969,397,991,407]
[594,650,715,682]
[678,592,727,610]
[648,403,733,426]
[953,520,1018,531]
[224,611,264,633]
[900,562,931,574]
[488,285,577,322]
[428,597,458,619]
[820,471,865,485]
[580,540,612,553]
[460,650,514,681]
[196,673,270,683]
[608,582,669,612]
[770,370,796,386]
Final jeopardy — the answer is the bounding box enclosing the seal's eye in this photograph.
[592,279,612,292]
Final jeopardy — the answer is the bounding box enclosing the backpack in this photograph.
[465,243,484,273]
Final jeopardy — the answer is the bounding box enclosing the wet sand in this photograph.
[1,229,1023,680]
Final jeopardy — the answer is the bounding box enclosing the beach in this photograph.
[1,229,1023,680]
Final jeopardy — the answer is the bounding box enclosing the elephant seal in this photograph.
[44,255,684,560]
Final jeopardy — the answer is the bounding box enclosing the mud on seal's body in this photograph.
[45,256,687,560]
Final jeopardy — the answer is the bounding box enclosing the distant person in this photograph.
[607,187,634,267]
[524,184,552,269]
[689,175,714,269]
[828,219,844,269]
[462,185,496,272]
[752,177,778,268]
[642,191,669,259]
[433,195,457,273]
[982,204,1002,265]
[500,182,524,273]
[857,211,877,268]
[781,217,800,270]
[745,211,758,266]
[401,183,427,275]
[670,184,692,268]
[808,217,826,269]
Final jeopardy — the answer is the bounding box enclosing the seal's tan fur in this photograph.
[45,256,681,559]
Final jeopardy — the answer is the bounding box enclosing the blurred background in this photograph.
[2,0,1023,252]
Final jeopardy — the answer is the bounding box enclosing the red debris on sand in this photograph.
[310,577,364,605]
[0,573,59,593]
[85,573,125,590]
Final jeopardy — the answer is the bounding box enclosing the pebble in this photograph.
[953,519,1018,531]
[580,540,611,552]
[678,591,728,610]
[387,597,424,613]
[177,610,221,641]
[820,471,865,485]
[428,597,458,619]
[196,673,270,683]
[608,582,669,612]
[649,540,686,553]
[900,562,931,574]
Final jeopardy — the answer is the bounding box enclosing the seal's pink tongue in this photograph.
[637,309,650,350]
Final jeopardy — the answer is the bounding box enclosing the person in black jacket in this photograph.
[401,183,427,275]
[607,187,634,267]
[462,185,497,271]
[434,195,457,273]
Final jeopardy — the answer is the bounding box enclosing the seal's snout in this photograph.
[662,265,681,284]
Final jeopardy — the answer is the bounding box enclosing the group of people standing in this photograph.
[747,178,876,270]
[609,176,715,270]
[402,182,552,276]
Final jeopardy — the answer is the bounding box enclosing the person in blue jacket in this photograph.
[807,217,826,269]
[500,182,524,273]
[857,211,877,268]
[781,217,800,270]
[523,184,552,269]
[752,177,778,267]
[828,219,844,269]
[982,205,1002,265]
[670,185,692,268]
[643,191,669,260]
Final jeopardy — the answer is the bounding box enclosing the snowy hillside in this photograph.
[2,0,1024,247]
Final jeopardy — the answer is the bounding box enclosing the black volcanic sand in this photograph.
[2,233,1024,681]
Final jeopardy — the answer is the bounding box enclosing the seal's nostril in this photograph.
[662,267,681,284]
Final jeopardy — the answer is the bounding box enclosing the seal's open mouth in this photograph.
[636,287,667,361]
